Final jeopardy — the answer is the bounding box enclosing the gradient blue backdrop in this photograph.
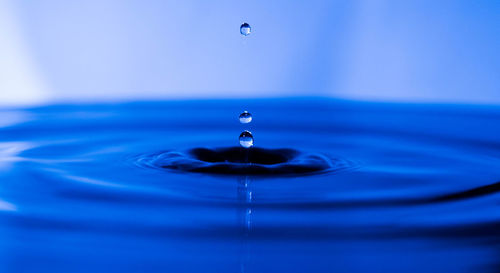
[0,0,498,105]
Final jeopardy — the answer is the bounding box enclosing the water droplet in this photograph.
[239,111,252,124]
[240,23,251,36]
[239,130,254,148]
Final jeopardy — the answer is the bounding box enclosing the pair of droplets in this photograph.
[239,111,254,148]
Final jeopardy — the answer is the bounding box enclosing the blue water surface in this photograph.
[0,98,499,273]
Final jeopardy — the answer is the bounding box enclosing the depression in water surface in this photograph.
[0,98,499,273]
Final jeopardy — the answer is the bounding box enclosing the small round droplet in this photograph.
[239,131,254,148]
[239,111,252,124]
[240,23,251,36]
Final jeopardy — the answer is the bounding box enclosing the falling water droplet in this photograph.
[239,131,254,148]
[240,23,251,36]
[239,111,252,124]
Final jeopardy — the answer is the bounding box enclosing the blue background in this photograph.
[0,0,498,105]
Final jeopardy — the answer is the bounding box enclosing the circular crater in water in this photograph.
[136,147,356,176]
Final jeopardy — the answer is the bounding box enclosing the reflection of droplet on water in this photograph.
[240,23,251,36]
[239,111,252,124]
[239,131,254,148]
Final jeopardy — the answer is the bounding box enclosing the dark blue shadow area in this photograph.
[0,98,499,273]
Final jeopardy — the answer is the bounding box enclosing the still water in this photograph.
[0,98,499,273]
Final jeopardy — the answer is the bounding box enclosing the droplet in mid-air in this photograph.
[240,23,251,36]
[239,111,252,124]
[239,131,254,148]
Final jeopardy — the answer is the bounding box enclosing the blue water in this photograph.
[0,98,499,273]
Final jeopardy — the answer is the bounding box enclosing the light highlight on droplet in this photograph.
[239,130,254,148]
[239,111,252,124]
[240,23,251,36]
